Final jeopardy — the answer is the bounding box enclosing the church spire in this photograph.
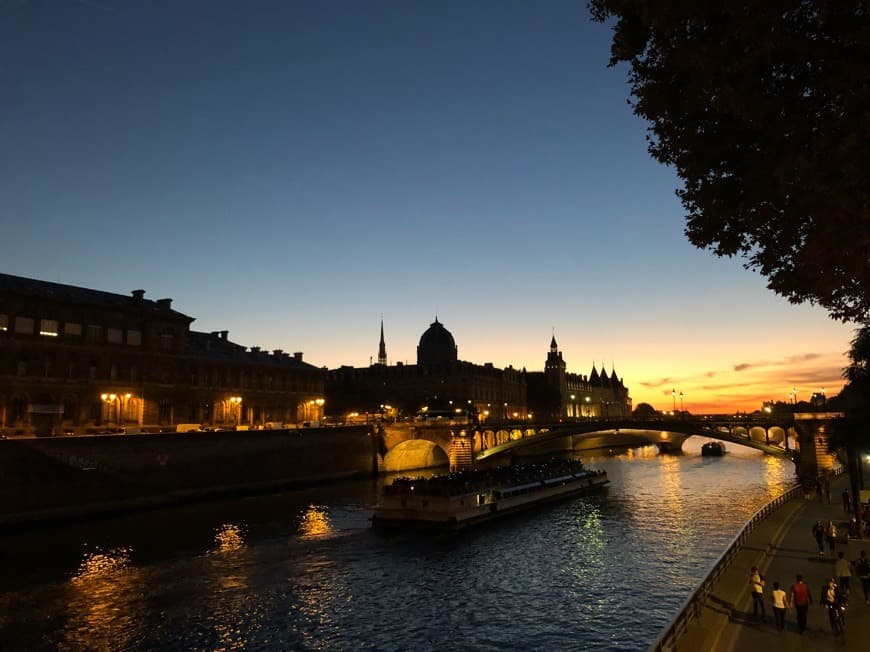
[377,317,387,365]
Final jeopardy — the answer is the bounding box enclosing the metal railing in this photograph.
[649,466,845,651]
[647,484,802,652]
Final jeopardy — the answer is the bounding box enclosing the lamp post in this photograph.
[679,391,684,415]
[585,395,591,418]
[672,388,676,413]
[100,393,116,433]
[229,396,242,426]
[119,392,131,431]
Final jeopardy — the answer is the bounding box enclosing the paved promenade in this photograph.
[675,473,870,651]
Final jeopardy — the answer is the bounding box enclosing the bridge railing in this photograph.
[647,483,802,652]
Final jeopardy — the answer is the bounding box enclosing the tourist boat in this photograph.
[701,441,725,457]
[371,459,608,530]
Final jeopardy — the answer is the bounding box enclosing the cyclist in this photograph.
[820,577,846,635]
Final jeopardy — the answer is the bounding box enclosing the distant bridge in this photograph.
[474,417,793,462]
[379,416,797,472]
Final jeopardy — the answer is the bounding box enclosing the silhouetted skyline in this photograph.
[0,0,852,411]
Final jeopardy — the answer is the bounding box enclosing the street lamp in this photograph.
[229,396,242,425]
[672,388,676,413]
[679,391,684,415]
[100,393,117,433]
[585,395,591,418]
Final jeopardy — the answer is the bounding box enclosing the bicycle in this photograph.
[826,602,846,638]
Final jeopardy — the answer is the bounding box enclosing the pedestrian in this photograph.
[749,566,766,622]
[842,487,851,512]
[834,551,851,595]
[855,549,870,604]
[771,581,787,631]
[789,574,812,633]
[823,476,832,502]
[825,520,837,554]
[812,520,825,555]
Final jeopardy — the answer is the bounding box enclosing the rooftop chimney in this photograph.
[220,330,229,340]
[294,352,303,362]
[131,289,145,300]
[250,346,261,354]
[273,349,283,357]
[156,298,172,309]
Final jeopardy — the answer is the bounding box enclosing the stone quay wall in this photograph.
[0,425,377,526]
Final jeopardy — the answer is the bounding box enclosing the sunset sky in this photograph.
[0,0,856,413]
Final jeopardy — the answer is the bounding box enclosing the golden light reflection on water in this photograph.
[72,546,133,582]
[213,522,246,553]
[660,453,686,522]
[61,545,145,650]
[299,505,332,537]
[761,456,791,501]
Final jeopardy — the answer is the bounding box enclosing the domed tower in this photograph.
[417,318,458,368]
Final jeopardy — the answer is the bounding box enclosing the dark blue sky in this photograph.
[0,0,851,410]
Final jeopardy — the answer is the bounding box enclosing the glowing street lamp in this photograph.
[100,393,117,433]
[672,388,676,412]
[229,396,242,425]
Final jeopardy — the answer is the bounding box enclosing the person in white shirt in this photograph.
[771,581,788,631]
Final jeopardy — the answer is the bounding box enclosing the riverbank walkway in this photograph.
[675,473,870,651]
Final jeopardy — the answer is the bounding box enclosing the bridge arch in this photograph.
[382,439,449,473]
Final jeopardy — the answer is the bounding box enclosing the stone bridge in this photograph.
[378,416,812,473]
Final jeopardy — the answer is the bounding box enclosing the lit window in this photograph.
[127,330,141,346]
[39,319,59,337]
[14,317,34,334]
[65,322,82,336]
[107,328,123,344]
[0,314,7,331]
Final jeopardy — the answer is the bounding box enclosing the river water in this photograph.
[0,438,795,651]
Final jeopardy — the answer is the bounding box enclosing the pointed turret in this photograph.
[589,364,601,387]
[376,318,387,366]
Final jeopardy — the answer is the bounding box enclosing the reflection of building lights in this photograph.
[213,523,245,552]
[299,505,332,536]
[659,432,669,440]
[73,546,133,582]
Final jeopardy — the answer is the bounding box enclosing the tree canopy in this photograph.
[590,1,870,322]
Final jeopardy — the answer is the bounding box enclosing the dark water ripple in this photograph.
[0,440,794,651]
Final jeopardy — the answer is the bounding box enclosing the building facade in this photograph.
[0,273,324,435]
[326,322,632,423]
[525,336,632,420]
[327,318,527,422]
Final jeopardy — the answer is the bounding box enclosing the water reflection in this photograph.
[212,522,247,553]
[61,545,145,650]
[0,451,799,650]
[298,504,332,537]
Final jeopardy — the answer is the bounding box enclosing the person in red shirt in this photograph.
[790,574,813,633]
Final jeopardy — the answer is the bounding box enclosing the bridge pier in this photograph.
[793,412,844,483]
